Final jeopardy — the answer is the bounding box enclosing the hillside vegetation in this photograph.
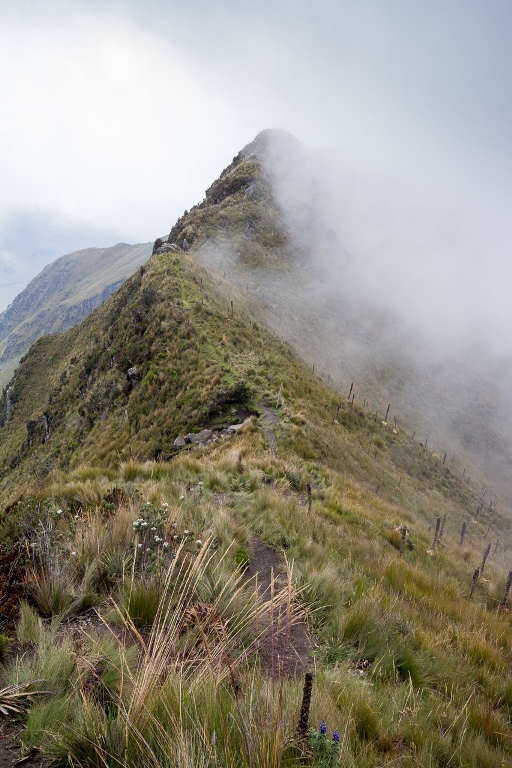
[164,130,512,504]
[0,241,151,390]
[0,135,511,767]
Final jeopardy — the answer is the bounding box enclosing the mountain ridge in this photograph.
[0,241,151,387]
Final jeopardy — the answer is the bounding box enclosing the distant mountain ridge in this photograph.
[0,242,151,368]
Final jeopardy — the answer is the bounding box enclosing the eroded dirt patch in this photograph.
[259,405,280,457]
[246,537,314,677]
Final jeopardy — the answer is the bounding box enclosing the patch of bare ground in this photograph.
[246,537,315,677]
[259,404,279,457]
[0,722,48,768]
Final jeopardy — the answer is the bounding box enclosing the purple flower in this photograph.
[319,720,327,735]
[332,729,340,743]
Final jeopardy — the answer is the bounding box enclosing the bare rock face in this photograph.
[153,242,179,255]
[127,367,141,381]
[184,429,213,444]
[173,419,252,451]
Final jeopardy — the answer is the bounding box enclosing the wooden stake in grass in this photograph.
[443,453,446,464]
[347,382,353,400]
[439,514,447,544]
[459,522,467,547]
[306,483,312,514]
[296,672,314,741]
[384,404,390,422]
[480,542,491,576]
[332,403,340,424]
[400,526,407,557]
[500,571,512,609]
[430,517,441,552]
[494,538,499,554]
[469,567,480,600]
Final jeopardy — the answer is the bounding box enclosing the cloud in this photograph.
[0,10,245,241]
[1,0,512,352]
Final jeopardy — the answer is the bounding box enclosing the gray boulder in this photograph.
[185,429,213,444]
[127,367,141,381]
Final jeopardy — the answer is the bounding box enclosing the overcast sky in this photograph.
[1,0,512,346]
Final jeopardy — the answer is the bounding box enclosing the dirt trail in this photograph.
[259,404,280,457]
[246,537,314,677]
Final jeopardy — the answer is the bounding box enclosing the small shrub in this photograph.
[235,547,250,570]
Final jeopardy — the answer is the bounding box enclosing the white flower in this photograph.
[154,536,161,543]
[163,542,169,549]
[183,529,190,535]
[151,526,156,531]
[146,547,152,553]
[145,502,151,506]
[30,542,37,548]
[141,521,148,527]
[138,543,143,549]
[162,502,168,508]
[195,540,202,547]
[179,495,185,500]
[71,551,77,556]
[198,482,203,486]
[173,535,178,540]
[56,509,62,515]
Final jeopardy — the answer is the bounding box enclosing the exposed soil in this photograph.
[246,537,315,677]
[259,404,280,457]
[0,722,48,768]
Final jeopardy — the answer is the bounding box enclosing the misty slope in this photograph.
[3,134,512,768]
[160,129,512,505]
[0,241,151,378]
[0,237,486,524]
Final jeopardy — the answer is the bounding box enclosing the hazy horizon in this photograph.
[2,0,512,361]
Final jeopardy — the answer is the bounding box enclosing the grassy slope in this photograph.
[0,136,512,765]
[0,238,512,764]
[164,131,512,505]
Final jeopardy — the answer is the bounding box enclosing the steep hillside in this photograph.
[160,130,512,505]
[1,134,512,767]
[0,241,151,389]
